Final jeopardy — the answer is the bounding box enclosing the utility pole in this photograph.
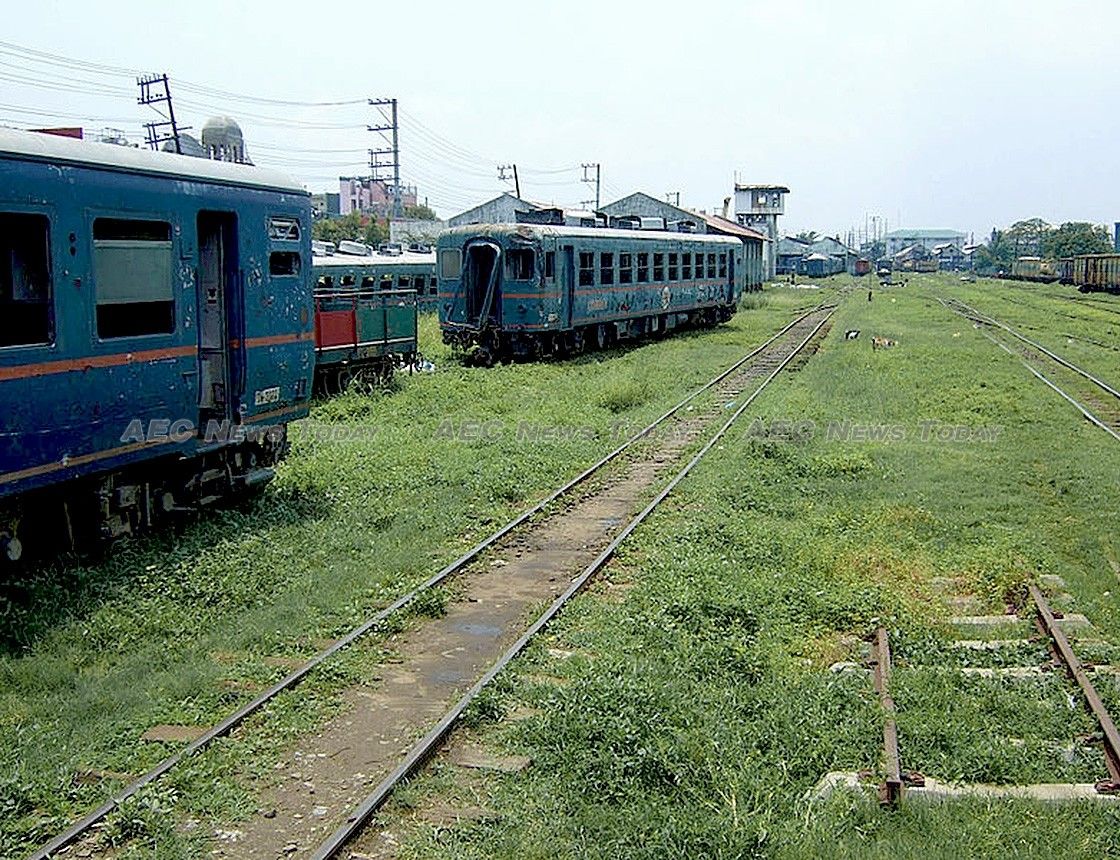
[665,192,680,207]
[497,164,520,198]
[137,73,186,153]
[581,162,600,210]
[368,98,403,218]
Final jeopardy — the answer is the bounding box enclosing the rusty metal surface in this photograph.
[1029,584,1120,784]
[872,627,904,806]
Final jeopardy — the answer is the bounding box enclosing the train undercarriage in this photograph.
[0,430,287,565]
[443,305,734,366]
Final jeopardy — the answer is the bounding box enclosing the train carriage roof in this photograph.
[0,126,306,194]
[440,223,741,245]
[312,251,436,268]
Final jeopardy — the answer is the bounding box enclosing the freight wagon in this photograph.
[437,223,744,363]
[0,128,314,561]
[1072,253,1120,293]
[1010,256,1058,282]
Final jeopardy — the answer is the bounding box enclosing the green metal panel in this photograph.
[93,239,173,304]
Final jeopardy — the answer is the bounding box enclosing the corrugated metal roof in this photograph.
[698,212,770,241]
[734,184,790,193]
[313,251,435,267]
[0,126,306,193]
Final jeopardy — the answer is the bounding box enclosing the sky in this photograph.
[3,0,1118,244]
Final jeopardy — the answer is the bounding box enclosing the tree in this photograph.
[794,230,819,243]
[1005,217,1051,256]
[403,203,439,221]
[311,213,388,248]
[1042,222,1113,259]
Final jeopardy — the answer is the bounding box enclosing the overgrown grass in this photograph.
[0,287,824,857]
[379,275,1120,859]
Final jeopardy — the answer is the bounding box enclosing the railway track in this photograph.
[940,296,1120,441]
[866,581,1120,807]
[32,303,837,860]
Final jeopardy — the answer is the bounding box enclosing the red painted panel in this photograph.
[315,309,357,349]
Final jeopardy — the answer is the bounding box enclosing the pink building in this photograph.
[339,177,418,217]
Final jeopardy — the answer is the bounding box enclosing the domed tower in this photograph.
[200,116,251,164]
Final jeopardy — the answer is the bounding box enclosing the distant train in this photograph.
[1010,256,1059,282]
[0,128,314,561]
[437,223,745,363]
[1071,254,1120,293]
[312,254,422,393]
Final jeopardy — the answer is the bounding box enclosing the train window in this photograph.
[398,275,410,288]
[579,251,594,286]
[637,253,649,283]
[668,253,679,281]
[682,252,692,279]
[653,253,665,281]
[268,217,301,241]
[269,252,301,277]
[508,248,535,280]
[439,248,462,279]
[429,276,438,295]
[317,275,333,289]
[600,252,614,285]
[341,275,356,287]
[361,276,377,289]
[619,253,633,284]
[544,251,555,280]
[707,253,717,278]
[0,213,52,348]
[380,276,393,290]
[93,218,174,338]
[719,253,728,278]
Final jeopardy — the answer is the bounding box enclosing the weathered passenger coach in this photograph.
[312,255,421,392]
[0,128,314,559]
[437,224,744,362]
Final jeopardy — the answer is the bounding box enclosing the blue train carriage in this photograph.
[437,224,745,363]
[0,128,314,561]
[312,253,422,393]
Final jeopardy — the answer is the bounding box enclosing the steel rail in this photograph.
[310,307,836,859]
[872,627,903,806]
[1029,584,1120,784]
[979,329,1120,443]
[29,305,834,860]
[943,297,1120,401]
[940,297,1120,443]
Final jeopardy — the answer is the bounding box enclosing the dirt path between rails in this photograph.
[200,320,832,860]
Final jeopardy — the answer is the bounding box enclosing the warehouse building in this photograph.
[884,229,967,256]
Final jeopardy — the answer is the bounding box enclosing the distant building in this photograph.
[696,212,768,290]
[600,192,700,231]
[200,116,251,164]
[776,237,811,275]
[931,242,967,271]
[310,192,341,220]
[161,132,206,158]
[340,177,418,217]
[733,184,789,278]
[884,229,967,256]
[390,217,447,245]
[448,193,541,227]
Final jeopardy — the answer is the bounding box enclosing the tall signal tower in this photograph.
[581,163,601,210]
[368,98,403,218]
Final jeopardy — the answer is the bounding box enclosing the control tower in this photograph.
[734,184,789,279]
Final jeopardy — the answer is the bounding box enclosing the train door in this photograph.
[462,239,502,329]
[558,244,575,328]
[728,250,737,302]
[196,212,240,430]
